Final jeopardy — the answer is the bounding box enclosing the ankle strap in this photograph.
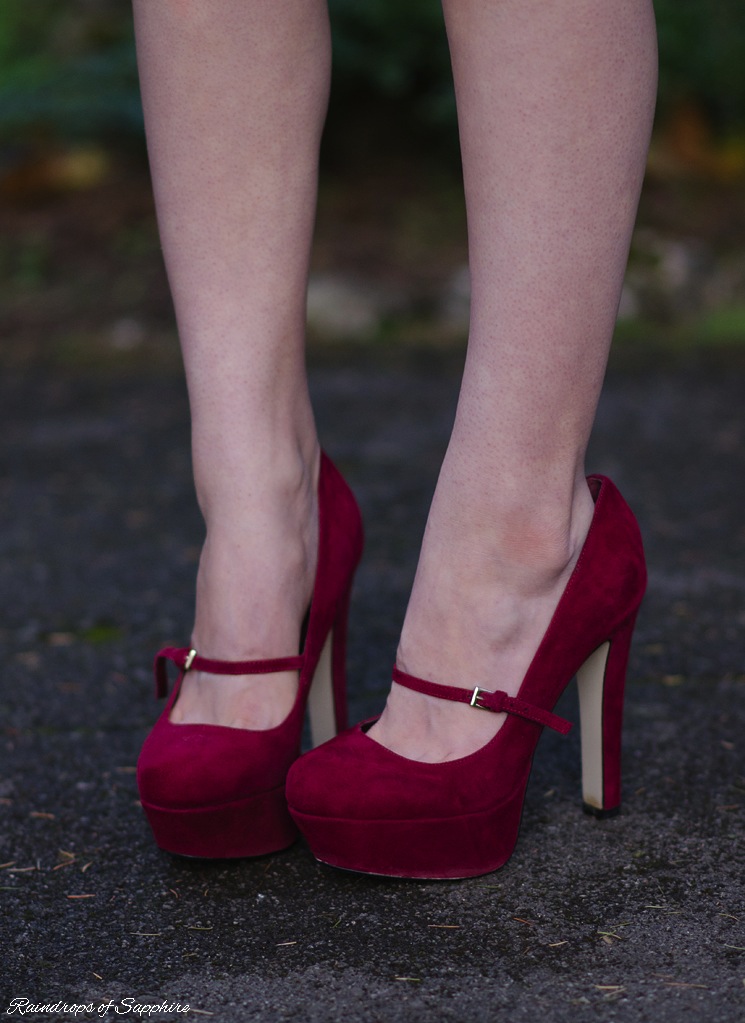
[391,666,572,735]
[154,646,304,698]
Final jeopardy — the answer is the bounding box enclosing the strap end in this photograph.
[153,646,186,699]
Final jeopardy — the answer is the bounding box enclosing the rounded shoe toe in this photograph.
[138,716,298,811]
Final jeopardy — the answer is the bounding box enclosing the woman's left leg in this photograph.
[368,0,658,761]
[285,0,656,878]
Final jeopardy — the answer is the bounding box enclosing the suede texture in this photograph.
[391,665,572,733]
[291,796,526,879]
[142,787,297,859]
[137,452,364,856]
[286,474,646,877]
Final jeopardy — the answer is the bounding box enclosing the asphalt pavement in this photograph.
[1,347,744,1022]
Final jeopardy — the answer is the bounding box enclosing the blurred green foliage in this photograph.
[0,0,141,146]
[655,0,745,133]
[0,0,744,149]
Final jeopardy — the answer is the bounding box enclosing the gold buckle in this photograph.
[183,648,197,671]
[470,686,487,709]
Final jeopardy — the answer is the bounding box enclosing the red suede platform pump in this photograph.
[137,453,363,858]
[286,474,646,879]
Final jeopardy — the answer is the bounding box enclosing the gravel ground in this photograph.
[1,349,743,1022]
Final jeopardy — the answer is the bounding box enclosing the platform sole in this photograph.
[289,788,526,880]
[141,784,297,859]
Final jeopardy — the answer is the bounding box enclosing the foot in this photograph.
[367,475,596,762]
[169,446,319,730]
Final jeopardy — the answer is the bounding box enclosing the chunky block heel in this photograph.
[287,474,646,879]
[137,453,363,858]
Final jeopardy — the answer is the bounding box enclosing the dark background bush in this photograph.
[1,0,744,152]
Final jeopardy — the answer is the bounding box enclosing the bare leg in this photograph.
[370,0,657,760]
[132,0,330,727]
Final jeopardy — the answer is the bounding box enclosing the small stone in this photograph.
[617,282,639,320]
[307,275,386,340]
[438,264,470,330]
[109,318,145,351]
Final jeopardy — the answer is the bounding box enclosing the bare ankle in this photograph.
[190,443,320,663]
[394,473,596,694]
[193,433,319,524]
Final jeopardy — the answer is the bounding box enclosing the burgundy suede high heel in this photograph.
[137,453,363,858]
[286,474,646,879]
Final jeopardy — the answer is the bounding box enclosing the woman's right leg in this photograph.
[132,0,331,728]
